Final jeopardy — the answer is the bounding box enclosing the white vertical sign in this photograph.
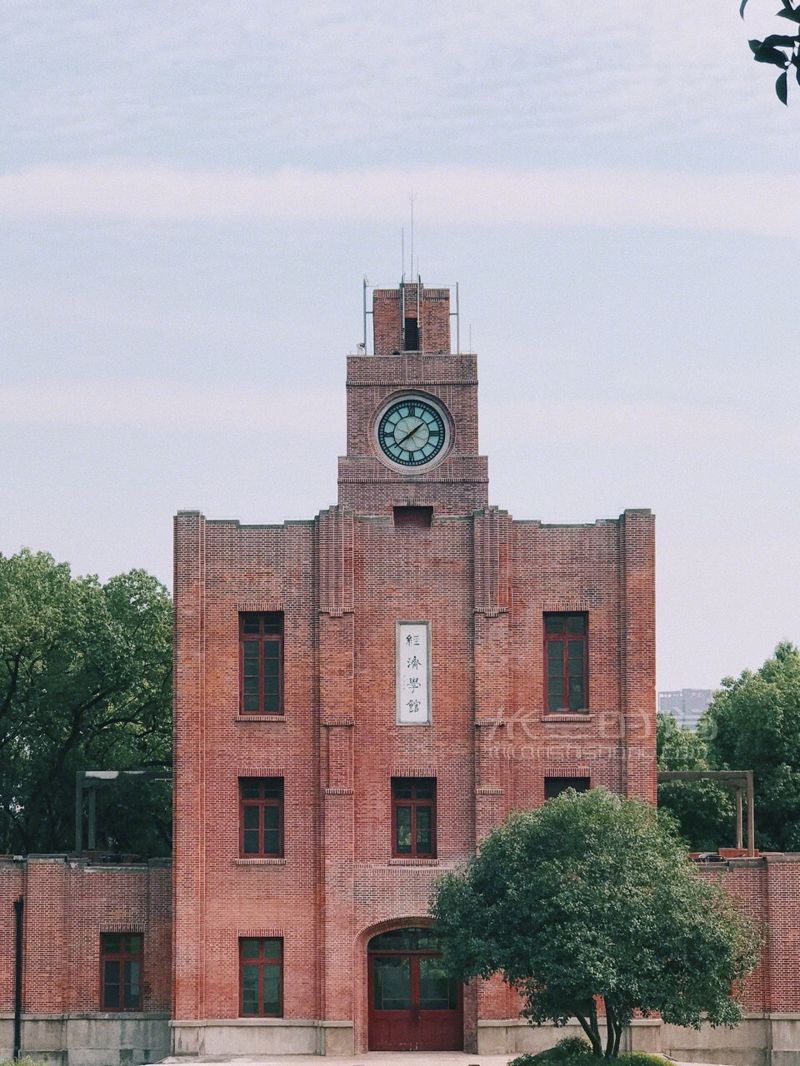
[396,622,431,724]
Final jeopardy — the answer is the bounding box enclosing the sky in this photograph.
[2,0,798,692]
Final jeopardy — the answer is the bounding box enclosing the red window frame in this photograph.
[391,778,436,858]
[543,612,588,713]
[239,937,283,1017]
[100,932,143,1011]
[240,612,284,715]
[239,777,284,858]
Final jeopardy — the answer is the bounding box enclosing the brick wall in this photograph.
[0,856,171,1016]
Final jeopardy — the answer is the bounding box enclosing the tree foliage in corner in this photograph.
[705,642,800,851]
[741,0,800,103]
[0,549,172,856]
[431,789,759,1059]
[656,712,735,852]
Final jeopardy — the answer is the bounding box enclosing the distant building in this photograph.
[658,688,714,731]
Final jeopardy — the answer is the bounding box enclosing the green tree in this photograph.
[705,642,800,851]
[431,789,759,1059]
[0,549,172,856]
[656,712,735,852]
[740,0,800,104]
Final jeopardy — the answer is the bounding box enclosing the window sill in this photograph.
[235,715,286,723]
[387,857,440,866]
[540,712,594,722]
[234,858,287,866]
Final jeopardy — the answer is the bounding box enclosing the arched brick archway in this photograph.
[353,917,468,1052]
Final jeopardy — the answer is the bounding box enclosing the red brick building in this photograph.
[170,278,657,1057]
[3,278,800,1066]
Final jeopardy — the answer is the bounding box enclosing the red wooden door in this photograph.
[368,929,462,1051]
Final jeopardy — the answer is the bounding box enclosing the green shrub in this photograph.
[0,1058,44,1066]
[509,1037,673,1066]
[509,1036,595,1065]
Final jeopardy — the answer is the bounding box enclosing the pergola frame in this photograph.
[657,769,755,857]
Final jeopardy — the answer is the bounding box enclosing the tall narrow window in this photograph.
[403,316,420,350]
[240,777,284,857]
[100,932,142,1011]
[240,612,284,714]
[544,613,588,712]
[392,778,436,858]
[240,937,283,1017]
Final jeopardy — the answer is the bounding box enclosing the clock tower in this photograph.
[337,279,489,515]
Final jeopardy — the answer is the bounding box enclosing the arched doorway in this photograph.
[367,926,463,1051]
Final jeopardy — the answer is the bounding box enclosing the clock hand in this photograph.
[398,420,424,445]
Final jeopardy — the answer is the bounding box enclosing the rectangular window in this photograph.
[239,937,283,1017]
[392,778,436,857]
[544,776,590,800]
[240,612,284,715]
[100,932,142,1011]
[240,777,284,857]
[544,612,588,712]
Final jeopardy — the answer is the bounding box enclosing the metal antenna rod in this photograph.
[409,193,415,281]
[401,228,405,282]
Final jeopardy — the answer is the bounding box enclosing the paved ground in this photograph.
[155,1055,511,1065]
[153,1055,727,1066]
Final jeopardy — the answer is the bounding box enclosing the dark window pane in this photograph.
[126,934,142,954]
[566,615,586,634]
[568,679,585,710]
[545,615,565,634]
[123,960,140,1009]
[419,957,457,1010]
[241,780,260,799]
[241,965,259,1014]
[264,829,280,854]
[242,614,260,634]
[369,927,439,952]
[545,777,590,799]
[103,961,120,1009]
[243,693,259,712]
[264,641,280,660]
[263,938,282,960]
[243,829,259,854]
[547,642,563,666]
[263,964,281,1015]
[243,805,259,829]
[395,807,412,853]
[264,613,283,635]
[416,806,432,854]
[241,938,260,959]
[103,934,121,954]
[393,780,413,799]
[414,780,434,799]
[373,957,411,1010]
[264,779,282,798]
[567,639,584,663]
[264,691,281,712]
[263,806,279,830]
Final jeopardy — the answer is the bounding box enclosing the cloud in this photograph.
[1,163,799,238]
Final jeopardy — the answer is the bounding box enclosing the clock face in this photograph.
[376,396,449,469]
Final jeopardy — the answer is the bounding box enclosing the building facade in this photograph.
[171,279,657,1056]
[658,688,714,731]
[5,278,800,1065]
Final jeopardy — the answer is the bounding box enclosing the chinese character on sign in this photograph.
[398,623,430,724]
